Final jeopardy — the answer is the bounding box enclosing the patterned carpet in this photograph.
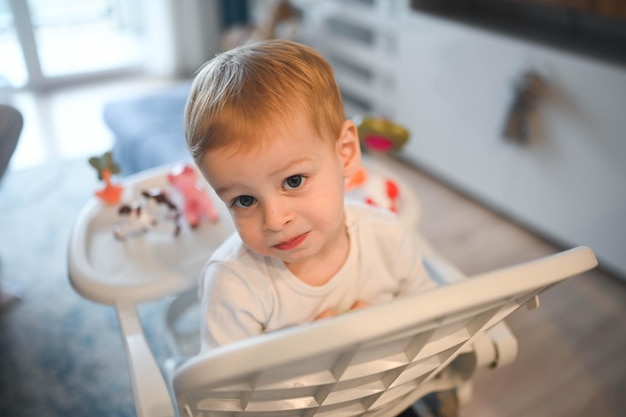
[0,160,169,417]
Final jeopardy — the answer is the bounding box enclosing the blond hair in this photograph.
[184,39,345,164]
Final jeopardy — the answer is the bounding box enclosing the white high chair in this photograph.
[68,159,598,417]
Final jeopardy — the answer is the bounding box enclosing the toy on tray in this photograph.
[356,116,410,154]
[345,166,368,191]
[167,164,219,228]
[346,117,408,213]
[89,151,124,205]
[365,177,400,213]
[113,188,181,241]
[347,168,401,214]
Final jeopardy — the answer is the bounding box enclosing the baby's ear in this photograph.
[337,120,362,178]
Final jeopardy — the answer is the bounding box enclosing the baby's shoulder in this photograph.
[346,202,412,247]
[346,202,403,231]
[202,234,274,295]
[346,201,397,221]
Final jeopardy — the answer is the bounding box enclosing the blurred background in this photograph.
[0,1,625,416]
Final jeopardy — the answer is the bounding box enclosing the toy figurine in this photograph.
[167,164,219,228]
[364,177,400,213]
[113,188,181,241]
[345,117,407,212]
[355,116,410,154]
[347,169,401,214]
[89,151,124,205]
[141,188,181,227]
[345,166,368,191]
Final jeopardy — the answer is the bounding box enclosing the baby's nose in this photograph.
[263,199,293,231]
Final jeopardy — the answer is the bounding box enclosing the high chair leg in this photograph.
[116,303,176,417]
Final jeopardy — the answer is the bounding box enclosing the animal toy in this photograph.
[113,188,181,241]
[167,164,219,228]
[364,177,400,213]
[89,151,124,205]
[347,169,401,214]
[345,166,368,191]
[346,117,408,212]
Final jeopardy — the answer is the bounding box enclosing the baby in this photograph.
[184,39,435,350]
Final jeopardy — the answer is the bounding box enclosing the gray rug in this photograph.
[0,160,170,417]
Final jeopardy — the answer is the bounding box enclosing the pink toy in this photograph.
[167,164,219,228]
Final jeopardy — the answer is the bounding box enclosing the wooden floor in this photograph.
[384,156,626,417]
[7,77,626,417]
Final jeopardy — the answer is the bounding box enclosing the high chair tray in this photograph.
[68,165,235,305]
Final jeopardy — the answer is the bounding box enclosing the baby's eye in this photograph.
[284,175,305,190]
[233,195,256,208]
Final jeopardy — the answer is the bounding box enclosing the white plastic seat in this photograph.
[67,160,598,417]
[173,245,596,417]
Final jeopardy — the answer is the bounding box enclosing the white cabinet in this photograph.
[394,13,626,278]
[299,0,401,117]
[394,17,524,204]
[300,2,626,278]
[507,54,626,277]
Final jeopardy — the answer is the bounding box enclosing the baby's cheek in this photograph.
[235,221,264,252]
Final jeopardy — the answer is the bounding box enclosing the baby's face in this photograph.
[200,116,359,276]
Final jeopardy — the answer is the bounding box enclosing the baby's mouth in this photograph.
[274,233,307,251]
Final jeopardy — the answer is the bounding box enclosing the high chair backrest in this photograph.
[173,246,597,417]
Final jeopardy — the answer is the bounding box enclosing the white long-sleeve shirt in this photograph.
[199,203,435,350]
